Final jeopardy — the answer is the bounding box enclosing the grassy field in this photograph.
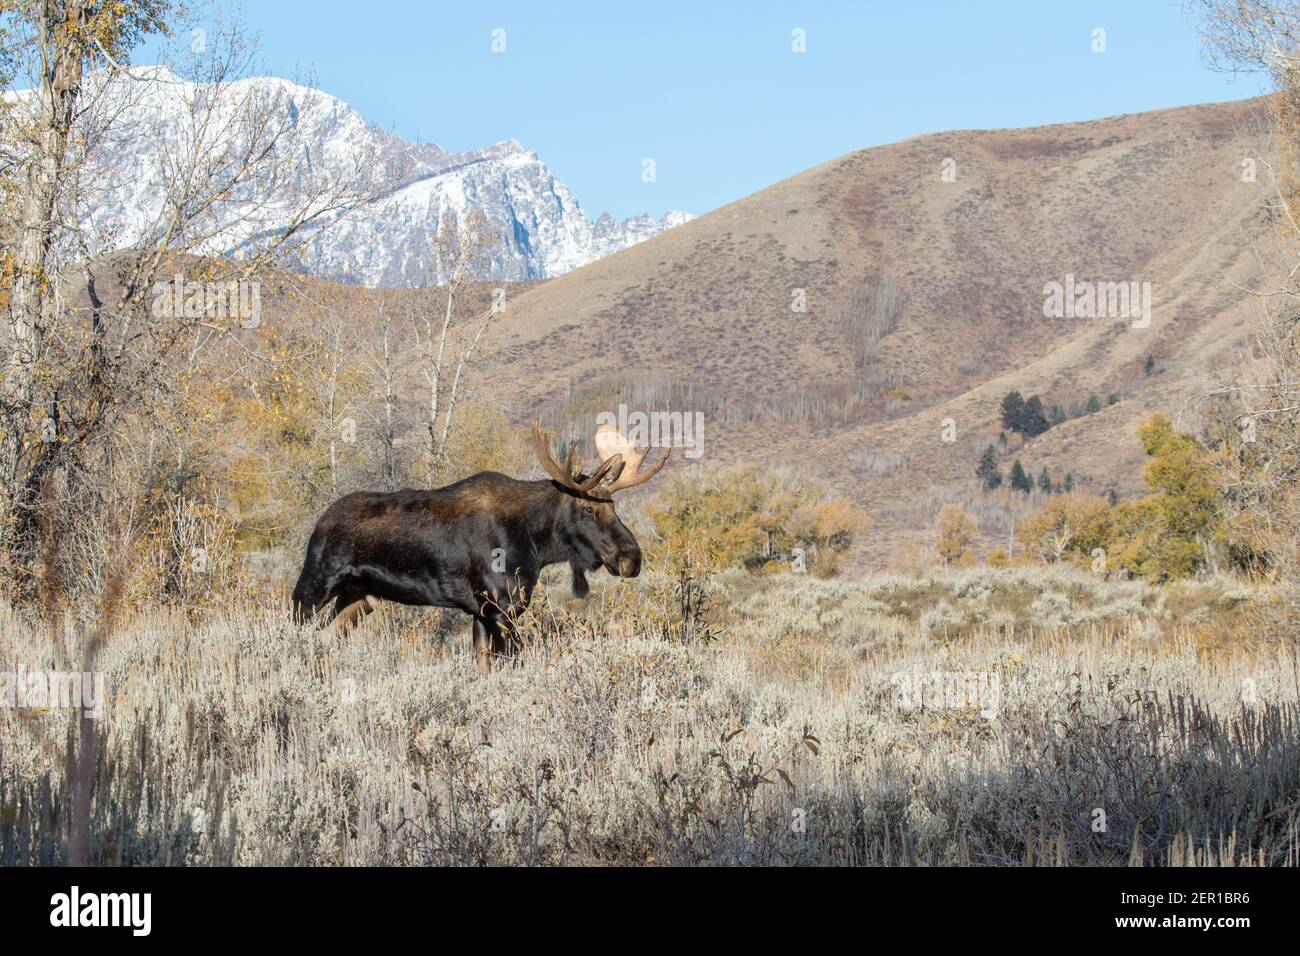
[2,565,1297,866]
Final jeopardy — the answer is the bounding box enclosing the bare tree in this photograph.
[415,210,499,485]
[1191,0,1300,639]
[0,4,386,596]
[357,290,404,491]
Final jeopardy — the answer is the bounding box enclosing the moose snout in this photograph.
[617,550,642,578]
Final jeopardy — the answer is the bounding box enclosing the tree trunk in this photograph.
[1,2,89,596]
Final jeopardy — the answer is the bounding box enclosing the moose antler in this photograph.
[594,422,670,493]
[531,420,622,493]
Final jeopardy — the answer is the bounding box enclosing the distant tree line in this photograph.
[1000,388,1121,438]
[976,446,1072,495]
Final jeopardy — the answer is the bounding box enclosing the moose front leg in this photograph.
[472,612,522,674]
[472,616,494,675]
[493,612,522,660]
[473,571,534,673]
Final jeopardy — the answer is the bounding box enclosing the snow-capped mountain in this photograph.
[302,137,693,286]
[14,67,690,286]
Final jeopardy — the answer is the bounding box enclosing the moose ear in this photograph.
[570,563,590,599]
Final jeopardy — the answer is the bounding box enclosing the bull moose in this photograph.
[292,420,669,672]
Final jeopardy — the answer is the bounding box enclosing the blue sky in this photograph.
[170,1,1263,220]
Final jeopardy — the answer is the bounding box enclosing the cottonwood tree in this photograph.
[358,290,404,491]
[0,3,384,597]
[294,285,365,500]
[415,210,500,485]
[936,505,977,566]
[1192,0,1300,635]
[1017,496,1112,565]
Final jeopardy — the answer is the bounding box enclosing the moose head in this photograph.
[530,420,670,594]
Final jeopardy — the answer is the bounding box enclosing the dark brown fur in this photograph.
[292,471,641,672]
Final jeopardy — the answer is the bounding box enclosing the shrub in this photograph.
[936,506,978,566]
[648,466,867,576]
[1017,495,1112,565]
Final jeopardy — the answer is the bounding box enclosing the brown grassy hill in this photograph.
[148,98,1269,570]
[481,96,1277,567]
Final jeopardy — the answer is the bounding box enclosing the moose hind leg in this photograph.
[322,589,379,638]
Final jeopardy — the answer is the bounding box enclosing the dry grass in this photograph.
[2,565,1296,866]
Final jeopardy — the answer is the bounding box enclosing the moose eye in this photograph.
[583,505,595,516]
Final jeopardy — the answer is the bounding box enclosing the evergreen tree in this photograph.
[1144,355,1156,375]
[1037,466,1052,493]
[1010,459,1032,493]
[1107,487,1119,507]
[976,445,1002,491]
[1000,390,1026,432]
[1086,393,1103,414]
[1050,404,1067,426]
[1063,472,1074,492]
[1022,395,1050,436]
